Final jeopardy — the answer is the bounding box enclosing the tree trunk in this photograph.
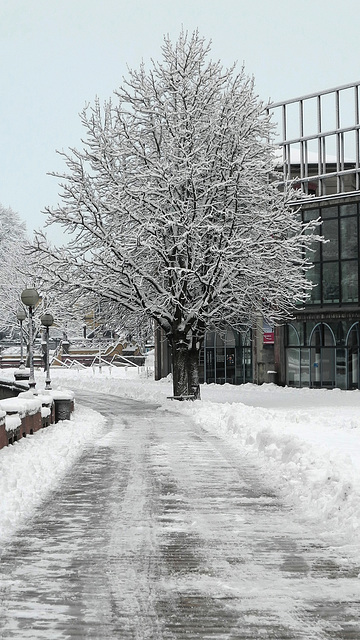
[171,338,201,400]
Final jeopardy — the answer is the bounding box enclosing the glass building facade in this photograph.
[268,81,360,390]
[284,199,360,389]
[304,202,359,306]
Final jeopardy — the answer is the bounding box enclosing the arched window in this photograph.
[309,323,336,347]
[346,323,360,388]
[285,324,301,386]
[346,322,360,348]
[224,327,236,347]
[309,323,336,387]
[287,324,300,346]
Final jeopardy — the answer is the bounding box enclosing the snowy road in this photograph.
[0,390,360,638]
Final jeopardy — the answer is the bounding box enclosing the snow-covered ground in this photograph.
[1,362,360,561]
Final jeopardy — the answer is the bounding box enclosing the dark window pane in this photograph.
[340,203,357,217]
[305,227,321,261]
[235,347,244,384]
[310,347,321,386]
[307,263,321,304]
[224,328,235,347]
[321,206,338,219]
[216,333,225,347]
[305,321,317,345]
[341,261,358,303]
[297,322,305,345]
[336,321,346,345]
[226,348,235,383]
[322,218,339,259]
[303,208,319,222]
[347,325,360,388]
[206,332,215,346]
[242,347,252,383]
[340,216,358,258]
[205,348,215,382]
[347,324,359,348]
[321,347,336,386]
[310,324,335,346]
[300,349,310,385]
[286,348,300,385]
[242,330,251,347]
[348,349,359,388]
[287,324,300,346]
[336,348,346,389]
[323,262,339,303]
[310,325,322,348]
[216,343,225,383]
[323,325,335,346]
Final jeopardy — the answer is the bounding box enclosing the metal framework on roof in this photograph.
[267,81,360,200]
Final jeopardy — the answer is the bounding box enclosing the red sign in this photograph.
[263,331,274,344]
[263,321,274,344]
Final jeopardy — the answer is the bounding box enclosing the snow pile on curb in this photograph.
[186,399,360,550]
[0,405,106,547]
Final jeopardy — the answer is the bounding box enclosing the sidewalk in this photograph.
[1,387,359,637]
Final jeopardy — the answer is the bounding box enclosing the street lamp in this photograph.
[41,312,54,390]
[21,288,40,389]
[16,307,26,369]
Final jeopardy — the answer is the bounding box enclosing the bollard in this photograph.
[54,398,72,422]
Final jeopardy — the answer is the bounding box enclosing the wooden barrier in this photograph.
[0,411,7,449]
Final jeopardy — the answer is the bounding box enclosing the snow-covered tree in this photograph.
[0,204,88,359]
[0,203,29,333]
[34,31,321,398]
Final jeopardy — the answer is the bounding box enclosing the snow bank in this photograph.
[0,404,106,547]
[184,397,360,551]
[0,395,41,416]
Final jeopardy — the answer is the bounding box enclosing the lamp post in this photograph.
[16,307,26,369]
[41,312,54,390]
[21,288,40,389]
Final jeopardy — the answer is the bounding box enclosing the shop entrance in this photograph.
[200,328,252,385]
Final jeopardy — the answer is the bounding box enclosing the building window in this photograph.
[285,320,360,389]
[309,323,336,387]
[341,262,358,303]
[200,328,252,385]
[303,202,359,306]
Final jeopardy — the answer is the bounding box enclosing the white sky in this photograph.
[1,0,360,242]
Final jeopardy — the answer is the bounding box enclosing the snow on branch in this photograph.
[33,30,321,357]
